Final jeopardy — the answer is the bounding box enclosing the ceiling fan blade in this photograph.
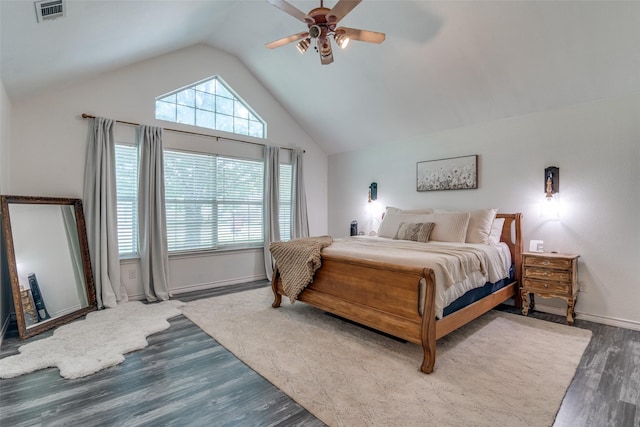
[339,27,385,44]
[265,0,315,24]
[326,0,362,24]
[265,32,309,49]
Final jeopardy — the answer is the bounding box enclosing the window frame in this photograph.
[163,149,266,255]
[114,143,294,258]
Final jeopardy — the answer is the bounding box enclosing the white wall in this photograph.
[329,94,640,329]
[7,44,328,299]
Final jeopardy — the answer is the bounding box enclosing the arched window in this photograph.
[155,75,266,138]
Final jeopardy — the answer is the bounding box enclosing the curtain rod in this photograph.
[80,114,304,153]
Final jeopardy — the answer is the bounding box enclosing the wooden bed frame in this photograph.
[271,213,523,374]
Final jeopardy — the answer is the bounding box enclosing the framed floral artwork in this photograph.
[416,155,478,191]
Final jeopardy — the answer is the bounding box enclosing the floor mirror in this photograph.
[1,195,97,340]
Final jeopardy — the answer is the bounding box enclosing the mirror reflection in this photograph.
[1,196,97,339]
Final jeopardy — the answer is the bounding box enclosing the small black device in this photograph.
[350,220,358,236]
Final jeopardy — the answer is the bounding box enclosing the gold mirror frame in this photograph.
[1,195,97,340]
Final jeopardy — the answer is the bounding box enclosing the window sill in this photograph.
[169,245,263,260]
[119,245,263,262]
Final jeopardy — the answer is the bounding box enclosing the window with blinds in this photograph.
[115,144,139,257]
[114,145,293,257]
[216,156,264,247]
[163,150,264,252]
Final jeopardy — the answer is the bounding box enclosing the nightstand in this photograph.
[521,252,580,325]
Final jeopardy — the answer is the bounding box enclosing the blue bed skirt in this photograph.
[442,265,515,317]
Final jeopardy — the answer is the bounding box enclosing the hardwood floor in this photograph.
[1,281,638,427]
[497,306,640,427]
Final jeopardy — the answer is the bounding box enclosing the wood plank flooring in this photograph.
[1,281,639,426]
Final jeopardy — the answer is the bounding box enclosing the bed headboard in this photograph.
[495,213,523,288]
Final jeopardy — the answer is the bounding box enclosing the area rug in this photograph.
[182,287,592,427]
[0,300,183,379]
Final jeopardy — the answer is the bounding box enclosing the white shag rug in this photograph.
[182,287,593,427]
[0,300,184,379]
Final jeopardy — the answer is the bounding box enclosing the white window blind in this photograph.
[217,157,264,246]
[279,164,292,241]
[114,144,139,257]
[114,144,293,257]
[164,149,217,252]
[163,150,264,252]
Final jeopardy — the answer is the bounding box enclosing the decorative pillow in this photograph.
[394,222,435,243]
[488,218,505,245]
[426,212,471,243]
[377,212,436,238]
[434,208,497,244]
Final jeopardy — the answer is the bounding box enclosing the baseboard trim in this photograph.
[535,303,640,331]
[575,311,640,332]
[127,274,268,301]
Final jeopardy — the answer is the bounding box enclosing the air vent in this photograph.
[34,0,66,22]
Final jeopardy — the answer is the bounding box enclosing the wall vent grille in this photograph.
[34,0,65,22]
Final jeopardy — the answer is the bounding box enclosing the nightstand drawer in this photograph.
[522,278,571,295]
[523,267,572,282]
[523,255,572,270]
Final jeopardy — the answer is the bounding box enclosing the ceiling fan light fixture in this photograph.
[335,33,350,49]
[319,37,334,64]
[309,24,321,39]
[296,38,310,54]
[264,0,385,64]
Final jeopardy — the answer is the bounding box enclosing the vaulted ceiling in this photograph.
[2,1,639,155]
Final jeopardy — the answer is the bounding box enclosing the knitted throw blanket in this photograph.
[270,236,333,303]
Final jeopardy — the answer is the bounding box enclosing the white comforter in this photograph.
[322,236,512,319]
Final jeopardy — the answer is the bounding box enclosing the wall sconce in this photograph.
[368,182,377,202]
[541,166,560,219]
[545,166,559,198]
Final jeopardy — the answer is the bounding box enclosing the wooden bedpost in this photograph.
[419,269,437,373]
[497,213,523,307]
[271,266,282,308]
[510,213,523,307]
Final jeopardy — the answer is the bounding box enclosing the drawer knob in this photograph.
[544,284,548,288]
[542,260,550,265]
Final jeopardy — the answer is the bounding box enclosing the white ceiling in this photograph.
[2,1,640,155]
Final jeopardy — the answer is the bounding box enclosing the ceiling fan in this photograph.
[265,0,385,65]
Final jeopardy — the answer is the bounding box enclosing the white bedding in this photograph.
[322,236,512,319]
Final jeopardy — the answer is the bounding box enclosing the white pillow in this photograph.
[488,218,505,245]
[384,206,434,216]
[426,212,471,243]
[467,208,498,244]
[434,208,497,244]
[377,212,437,238]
